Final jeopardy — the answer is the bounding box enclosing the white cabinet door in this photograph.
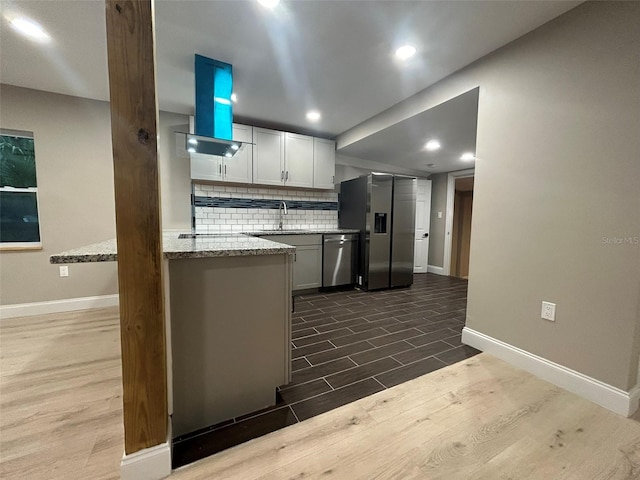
[284,133,314,188]
[293,245,322,290]
[223,124,253,184]
[253,127,284,186]
[190,152,223,182]
[313,138,335,189]
[414,178,432,273]
[259,235,323,291]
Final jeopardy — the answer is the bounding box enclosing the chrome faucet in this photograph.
[278,201,288,230]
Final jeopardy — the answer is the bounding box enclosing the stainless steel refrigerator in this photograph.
[339,174,416,291]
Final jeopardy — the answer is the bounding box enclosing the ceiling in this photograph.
[0,0,581,166]
[338,88,479,174]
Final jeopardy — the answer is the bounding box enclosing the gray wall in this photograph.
[0,85,118,305]
[338,2,640,391]
[0,85,191,305]
[427,173,448,268]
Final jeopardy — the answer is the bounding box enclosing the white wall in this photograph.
[338,1,640,391]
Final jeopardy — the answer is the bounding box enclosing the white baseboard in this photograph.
[121,442,171,480]
[0,294,119,320]
[462,327,638,417]
[427,265,445,275]
[628,386,640,417]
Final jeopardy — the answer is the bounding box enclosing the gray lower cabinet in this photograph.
[261,234,322,291]
[292,244,322,290]
[168,254,292,437]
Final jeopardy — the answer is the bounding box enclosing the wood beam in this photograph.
[104,0,167,454]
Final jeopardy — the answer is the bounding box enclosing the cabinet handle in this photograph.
[219,164,222,174]
[294,253,296,261]
[286,171,289,181]
[281,170,285,180]
[224,165,227,175]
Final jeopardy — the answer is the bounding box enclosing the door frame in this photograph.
[443,169,475,276]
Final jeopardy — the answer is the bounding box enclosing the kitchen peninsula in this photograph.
[51,233,295,438]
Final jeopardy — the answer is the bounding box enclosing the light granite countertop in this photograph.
[49,233,296,264]
[49,229,359,264]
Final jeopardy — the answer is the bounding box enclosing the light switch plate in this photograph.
[59,266,69,277]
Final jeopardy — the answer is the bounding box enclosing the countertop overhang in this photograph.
[49,229,359,264]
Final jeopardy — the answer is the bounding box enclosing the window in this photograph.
[0,129,42,249]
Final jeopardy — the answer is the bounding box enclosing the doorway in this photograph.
[443,168,474,277]
[450,177,474,278]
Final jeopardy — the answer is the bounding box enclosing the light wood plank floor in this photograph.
[2,307,640,479]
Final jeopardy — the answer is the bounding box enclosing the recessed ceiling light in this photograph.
[425,140,441,151]
[306,110,321,122]
[395,45,416,60]
[231,144,239,151]
[9,17,51,43]
[231,93,238,103]
[460,152,475,161]
[188,138,198,146]
[257,0,280,9]
[187,147,196,154]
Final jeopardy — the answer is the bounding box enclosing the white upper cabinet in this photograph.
[224,123,253,184]
[191,123,336,190]
[253,127,285,186]
[313,138,336,190]
[190,152,223,182]
[190,123,253,184]
[284,132,314,188]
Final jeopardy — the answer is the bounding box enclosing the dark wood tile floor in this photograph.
[172,273,479,468]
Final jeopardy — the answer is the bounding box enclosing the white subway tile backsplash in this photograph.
[193,183,338,233]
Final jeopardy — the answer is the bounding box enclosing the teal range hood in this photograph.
[195,54,232,140]
[179,54,246,157]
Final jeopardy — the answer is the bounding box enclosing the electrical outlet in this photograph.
[541,301,556,321]
[59,266,69,277]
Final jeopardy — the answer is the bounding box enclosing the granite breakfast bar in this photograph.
[51,233,295,439]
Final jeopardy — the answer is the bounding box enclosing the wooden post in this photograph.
[105,0,168,454]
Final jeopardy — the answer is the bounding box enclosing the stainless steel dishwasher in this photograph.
[322,234,358,287]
